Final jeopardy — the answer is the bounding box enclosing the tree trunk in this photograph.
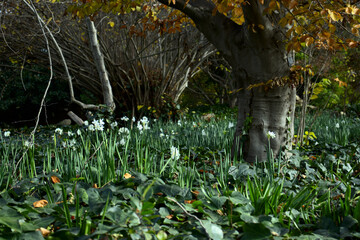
[234,85,296,162]
[85,17,115,111]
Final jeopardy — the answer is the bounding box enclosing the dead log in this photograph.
[67,111,84,125]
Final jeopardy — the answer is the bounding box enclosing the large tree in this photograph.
[68,0,360,162]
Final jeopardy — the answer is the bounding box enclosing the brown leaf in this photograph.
[291,41,301,52]
[165,214,173,219]
[212,7,217,16]
[334,77,347,87]
[233,8,243,17]
[51,175,60,184]
[349,41,358,48]
[278,17,289,27]
[289,0,297,9]
[33,199,48,208]
[328,10,343,22]
[217,209,224,216]
[351,27,359,35]
[277,202,285,213]
[191,190,200,197]
[37,227,51,237]
[184,200,195,204]
[352,8,360,15]
[305,37,314,47]
[93,183,98,188]
[295,26,303,34]
[124,173,132,179]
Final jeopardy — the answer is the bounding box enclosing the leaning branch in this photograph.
[25,1,99,111]
[85,17,115,111]
[156,0,244,63]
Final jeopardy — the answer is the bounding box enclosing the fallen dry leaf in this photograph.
[51,175,61,183]
[33,199,48,208]
[191,190,200,197]
[37,227,51,237]
[217,209,224,216]
[124,173,132,179]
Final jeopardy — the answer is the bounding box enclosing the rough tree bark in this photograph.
[158,0,296,162]
[85,17,115,111]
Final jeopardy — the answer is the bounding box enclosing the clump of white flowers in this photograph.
[137,116,150,133]
[92,119,105,131]
[119,138,126,146]
[86,119,105,131]
[201,129,207,136]
[119,127,130,135]
[170,146,180,160]
[228,122,235,128]
[121,116,129,122]
[110,121,118,129]
[88,125,95,131]
[23,140,33,148]
[3,131,11,137]
[137,123,143,132]
[55,128,63,135]
[267,131,276,139]
[159,128,171,139]
[61,139,77,149]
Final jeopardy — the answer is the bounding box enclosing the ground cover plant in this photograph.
[0,110,360,239]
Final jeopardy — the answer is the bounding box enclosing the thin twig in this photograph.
[166,197,210,239]
[13,0,55,179]
[79,140,105,177]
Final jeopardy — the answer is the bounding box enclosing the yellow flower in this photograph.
[304,131,317,140]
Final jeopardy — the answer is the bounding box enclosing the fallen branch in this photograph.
[67,111,84,126]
